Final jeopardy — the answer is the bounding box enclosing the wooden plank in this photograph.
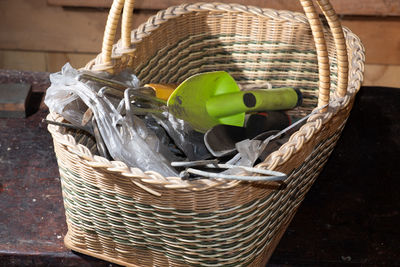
[142,0,400,16]
[0,0,151,54]
[364,64,400,88]
[0,0,104,53]
[46,52,96,72]
[2,0,400,65]
[342,17,400,65]
[47,0,112,8]
[0,50,47,72]
[0,83,32,118]
[0,50,96,72]
[48,0,400,16]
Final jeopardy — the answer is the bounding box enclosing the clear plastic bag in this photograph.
[153,112,212,161]
[45,63,178,177]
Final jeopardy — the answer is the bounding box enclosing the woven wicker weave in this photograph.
[47,0,365,266]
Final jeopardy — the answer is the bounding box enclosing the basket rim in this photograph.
[47,6,365,194]
[46,90,346,193]
[87,3,316,70]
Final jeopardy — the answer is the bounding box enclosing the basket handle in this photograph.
[100,0,135,64]
[299,0,348,110]
[99,0,348,110]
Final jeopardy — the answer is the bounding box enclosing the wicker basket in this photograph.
[47,0,365,266]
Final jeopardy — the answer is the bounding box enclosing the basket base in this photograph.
[64,232,141,267]
[63,210,298,267]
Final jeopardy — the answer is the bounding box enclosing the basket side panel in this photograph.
[48,4,365,267]
[50,115,346,266]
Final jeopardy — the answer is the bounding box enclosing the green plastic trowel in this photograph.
[167,71,302,133]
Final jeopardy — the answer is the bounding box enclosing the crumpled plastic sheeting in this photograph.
[154,112,212,161]
[45,63,178,177]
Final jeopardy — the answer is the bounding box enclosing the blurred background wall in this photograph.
[1,0,400,87]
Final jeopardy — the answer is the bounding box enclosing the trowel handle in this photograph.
[145,83,177,101]
[206,87,302,118]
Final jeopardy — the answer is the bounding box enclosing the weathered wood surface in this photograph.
[0,70,399,266]
[48,0,400,16]
[0,83,32,118]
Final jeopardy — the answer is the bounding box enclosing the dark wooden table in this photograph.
[0,70,399,266]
